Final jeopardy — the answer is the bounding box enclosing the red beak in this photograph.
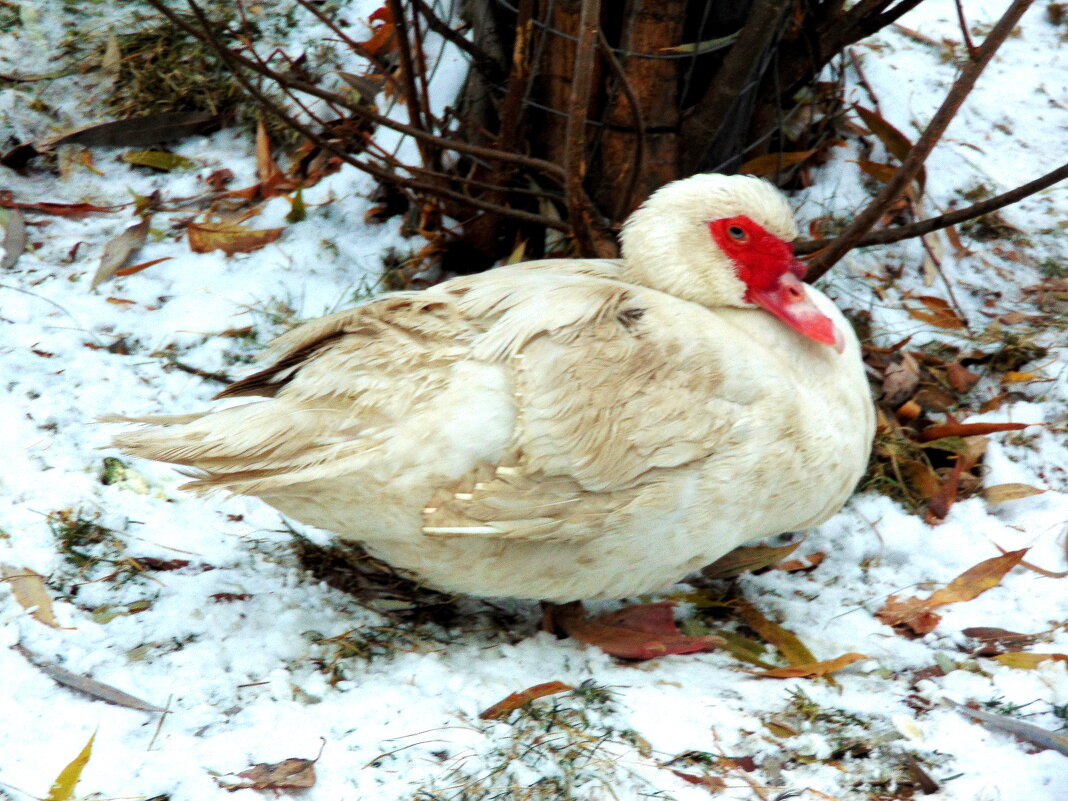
[745,270,844,352]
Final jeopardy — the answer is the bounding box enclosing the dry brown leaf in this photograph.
[255,119,283,185]
[991,652,1068,669]
[882,352,920,407]
[738,150,816,177]
[701,541,803,579]
[13,644,162,712]
[91,216,150,290]
[900,458,941,499]
[854,105,926,194]
[737,601,815,667]
[2,564,59,627]
[219,757,317,792]
[0,198,115,217]
[671,770,727,792]
[1002,370,1051,384]
[114,256,172,278]
[188,222,283,256]
[753,652,867,679]
[479,681,574,720]
[876,550,1028,635]
[945,362,979,393]
[952,701,1068,756]
[983,483,1046,505]
[856,159,897,182]
[43,111,218,149]
[356,6,397,57]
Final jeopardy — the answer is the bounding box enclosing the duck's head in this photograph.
[620,173,843,351]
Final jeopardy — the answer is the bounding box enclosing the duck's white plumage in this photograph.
[113,174,874,602]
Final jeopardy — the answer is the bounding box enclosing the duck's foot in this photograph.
[543,600,723,660]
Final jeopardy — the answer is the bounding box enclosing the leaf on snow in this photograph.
[990,652,1068,669]
[752,652,868,679]
[854,105,926,194]
[701,540,803,579]
[918,420,1031,442]
[2,564,59,627]
[42,111,219,149]
[121,151,196,171]
[738,150,816,177]
[479,681,574,720]
[876,550,1028,635]
[950,701,1068,756]
[187,221,283,256]
[14,644,163,712]
[218,757,318,792]
[983,483,1046,505]
[45,731,95,801]
[0,206,27,269]
[737,600,816,667]
[91,216,151,290]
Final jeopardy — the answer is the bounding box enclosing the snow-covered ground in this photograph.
[1,2,1066,799]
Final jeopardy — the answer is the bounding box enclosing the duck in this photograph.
[111,173,875,659]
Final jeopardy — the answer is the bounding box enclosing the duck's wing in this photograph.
[113,261,739,544]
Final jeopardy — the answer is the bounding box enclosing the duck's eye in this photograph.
[727,225,747,242]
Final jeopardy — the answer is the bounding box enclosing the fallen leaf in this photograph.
[219,757,317,792]
[480,680,574,720]
[0,207,27,269]
[737,601,815,667]
[991,652,1068,669]
[105,297,137,306]
[876,550,1028,635]
[2,564,59,627]
[256,119,283,184]
[738,150,816,177]
[753,652,867,679]
[774,552,826,572]
[919,421,1030,442]
[671,770,727,791]
[908,300,966,330]
[855,105,925,194]
[962,626,1041,654]
[46,731,95,801]
[856,159,897,182]
[658,32,739,54]
[1002,370,1051,383]
[701,540,803,579]
[121,151,196,171]
[900,458,941,499]
[903,755,940,794]
[924,453,970,522]
[187,222,283,256]
[13,644,163,712]
[983,483,1045,505]
[951,701,1068,756]
[882,352,920,407]
[286,186,306,224]
[945,362,979,393]
[91,216,150,289]
[0,199,115,218]
[114,256,172,277]
[356,5,396,57]
[43,111,218,149]
[992,542,1066,578]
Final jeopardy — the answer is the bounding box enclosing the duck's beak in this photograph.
[746,271,845,352]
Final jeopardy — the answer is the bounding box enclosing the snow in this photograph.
[1,1,1066,799]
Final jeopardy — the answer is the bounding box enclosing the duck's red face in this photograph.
[709,215,843,352]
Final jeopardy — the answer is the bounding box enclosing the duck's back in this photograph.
[113,261,873,601]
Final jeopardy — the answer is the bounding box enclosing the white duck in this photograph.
[113,174,874,659]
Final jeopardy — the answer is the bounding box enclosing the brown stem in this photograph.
[954,0,978,58]
[387,0,438,169]
[795,159,1068,255]
[804,0,1036,282]
[597,30,645,223]
[145,0,567,182]
[563,0,603,257]
[409,0,502,82]
[681,0,791,173]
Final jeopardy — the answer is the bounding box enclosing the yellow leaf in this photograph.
[926,549,1028,608]
[739,150,816,177]
[1002,371,1049,383]
[907,308,965,330]
[983,483,1046,505]
[2,564,59,627]
[737,600,815,666]
[755,652,868,679]
[506,238,527,265]
[121,151,196,171]
[992,653,1068,669]
[46,731,95,801]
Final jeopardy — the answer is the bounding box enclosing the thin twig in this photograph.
[795,160,1068,255]
[919,232,971,332]
[954,0,978,58]
[805,0,1036,282]
[387,0,438,170]
[847,47,880,110]
[410,0,502,80]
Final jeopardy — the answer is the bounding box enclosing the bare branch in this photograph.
[795,160,1068,255]
[804,0,1036,282]
[597,31,645,222]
